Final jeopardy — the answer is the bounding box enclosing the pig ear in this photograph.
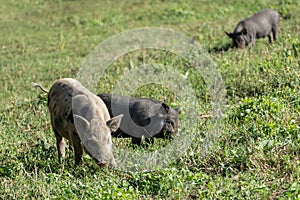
[162,103,170,113]
[175,106,181,114]
[106,114,123,132]
[73,115,90,133]
[225,31,233,38]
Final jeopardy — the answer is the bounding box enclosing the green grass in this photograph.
[1,0,300,199]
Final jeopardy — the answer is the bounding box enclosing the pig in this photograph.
[225,9,280,48]
[32,78,123,167]
[98,93,180,145]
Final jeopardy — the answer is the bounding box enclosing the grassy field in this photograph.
[1,0,299,199]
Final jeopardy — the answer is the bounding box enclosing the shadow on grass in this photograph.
[208,42,233,53]
[0,140,115,179]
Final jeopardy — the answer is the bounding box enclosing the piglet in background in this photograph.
[225,9,280,48]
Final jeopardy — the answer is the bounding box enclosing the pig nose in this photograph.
[97,160,106,167]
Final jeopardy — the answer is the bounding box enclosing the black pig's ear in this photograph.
[162,102,170,113]
[175,106,181,114]
[225,31,233,38]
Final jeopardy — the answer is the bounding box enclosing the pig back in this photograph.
[240,9,279,38]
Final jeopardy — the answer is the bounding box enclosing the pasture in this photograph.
[0,0,299,199]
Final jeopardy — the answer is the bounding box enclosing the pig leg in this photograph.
[68,139,74,152]
[132,137,142,146]
[132,137,154,147]
[272,26,278,41]
[268,33,274,43]
[54,129,65,163]
[69,131,83,165]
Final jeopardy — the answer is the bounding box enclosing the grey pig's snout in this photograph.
[97,160,106,167]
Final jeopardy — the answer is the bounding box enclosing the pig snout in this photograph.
[97,160,106,167]
[97,159,117,168]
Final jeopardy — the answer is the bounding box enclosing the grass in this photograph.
[0,0,300,199]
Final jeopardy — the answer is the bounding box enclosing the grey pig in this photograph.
[33,78,123,167]
[98,93,180,145]
[225,9,280,48]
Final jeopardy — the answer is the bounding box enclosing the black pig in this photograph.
[98,93,180,145]
[225,9,280,48]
